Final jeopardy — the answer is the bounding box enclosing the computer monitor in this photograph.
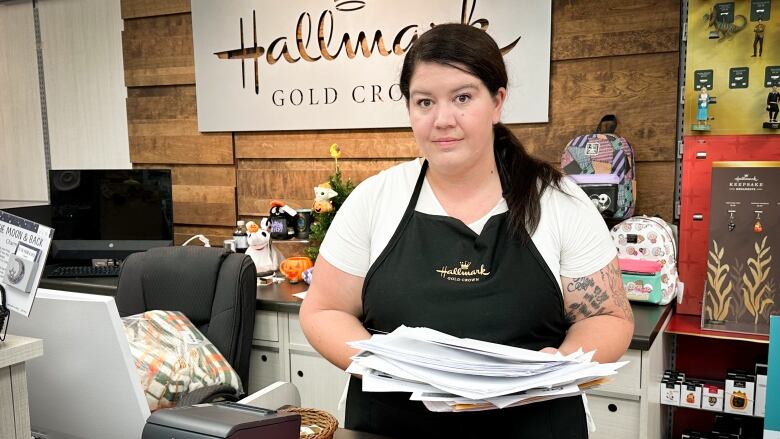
[2,169,174,262]
[49,169,173,260]
[11,289,151,439]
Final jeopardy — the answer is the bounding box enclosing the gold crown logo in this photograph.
[459,261,471,269]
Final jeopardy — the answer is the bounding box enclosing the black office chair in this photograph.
[115,246,257,404]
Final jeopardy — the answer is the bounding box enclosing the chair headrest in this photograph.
[140,247,230,325]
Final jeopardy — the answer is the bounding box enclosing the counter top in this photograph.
[254,281,673,351]
[39,275,672,351]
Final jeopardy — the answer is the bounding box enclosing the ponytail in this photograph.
[493,123,563,242]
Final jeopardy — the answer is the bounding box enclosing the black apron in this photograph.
[345,161,587,438]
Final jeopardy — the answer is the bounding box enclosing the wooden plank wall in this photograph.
[121,0,680,250]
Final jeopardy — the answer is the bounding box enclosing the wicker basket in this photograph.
[280,407,338,439]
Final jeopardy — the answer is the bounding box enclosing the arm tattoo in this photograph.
[602,261,634,323]
[565,285,610,322]
[564,263,634,324]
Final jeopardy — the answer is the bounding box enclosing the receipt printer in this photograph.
[142,402,301,439]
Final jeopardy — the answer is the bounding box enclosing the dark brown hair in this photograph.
[399,23,563,240]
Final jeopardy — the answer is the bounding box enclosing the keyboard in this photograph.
[48,265,121,278]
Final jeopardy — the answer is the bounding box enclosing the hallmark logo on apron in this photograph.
[435,260,491,282]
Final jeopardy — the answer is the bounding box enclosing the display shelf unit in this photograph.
[671,403,765,420]
[665,312,769,438]
[670,405,765,438]
[666,314,769,344]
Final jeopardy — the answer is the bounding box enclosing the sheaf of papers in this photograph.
[347,325,628,412]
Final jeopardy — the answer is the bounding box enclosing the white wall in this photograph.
[0,1,48,208]
[0,0,130,209]
[40,0,130,170]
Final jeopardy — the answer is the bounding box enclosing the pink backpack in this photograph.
[610,216,680,304]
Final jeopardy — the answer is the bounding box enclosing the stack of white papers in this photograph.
[346,326,628,412]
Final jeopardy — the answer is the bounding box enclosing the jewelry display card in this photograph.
[750,0,771,21]
[0,210,54,317]
[766,66,780,87]
[702,162,780,335]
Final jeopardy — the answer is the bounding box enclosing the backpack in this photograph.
[610,216,681,305]
[561,115,636,219]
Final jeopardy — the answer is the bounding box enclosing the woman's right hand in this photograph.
[299,256,371,371]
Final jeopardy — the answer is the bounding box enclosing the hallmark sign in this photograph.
[191,0,551,132]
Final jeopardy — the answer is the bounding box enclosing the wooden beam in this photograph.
[515,52,680,163]
[236,129,417,159]
[122,14,194,86]
[551,0,680,61]
[126,86,233,164]
[237,159,402,216]
[121,0,190,20]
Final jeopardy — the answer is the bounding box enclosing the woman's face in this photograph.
[407,62,506,175]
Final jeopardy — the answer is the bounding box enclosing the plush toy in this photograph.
[269,200,297,240]
[313,183,337,214]
[245,219,284,274]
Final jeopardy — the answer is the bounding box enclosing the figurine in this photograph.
[705,9,747,39]
[313,183,337,214]
[697,87,710,123]
[692,86,716,131]
[245,219,284,274]
[768,85,779,123]
[752,19,765,57]
[269,200,298,240]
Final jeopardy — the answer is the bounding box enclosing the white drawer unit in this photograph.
[247,346,282,394]
[247,310,349,424]
[588,395,641,439]
[290,351,350,418]
[248,308,671,435]
[598,349,642,396]
[287,313,309,347]
[253,310,279,342]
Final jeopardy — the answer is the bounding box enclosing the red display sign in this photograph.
[678,135,780,315]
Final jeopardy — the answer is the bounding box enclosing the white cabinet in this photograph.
[247,346,282,394]
[588,394,641,439]
[249,309,670,436]
[290,351,350,417]
[248,309,349,425]
[587,317,671,439]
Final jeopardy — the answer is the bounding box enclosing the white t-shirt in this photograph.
[319,159,616,292]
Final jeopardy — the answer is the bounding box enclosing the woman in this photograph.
[697,86,710,123]
[300,23,634,438]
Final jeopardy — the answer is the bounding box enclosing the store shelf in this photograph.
[665,314,769,344]
[670,404,765,420]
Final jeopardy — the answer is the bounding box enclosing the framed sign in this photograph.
[191,0,552,131]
